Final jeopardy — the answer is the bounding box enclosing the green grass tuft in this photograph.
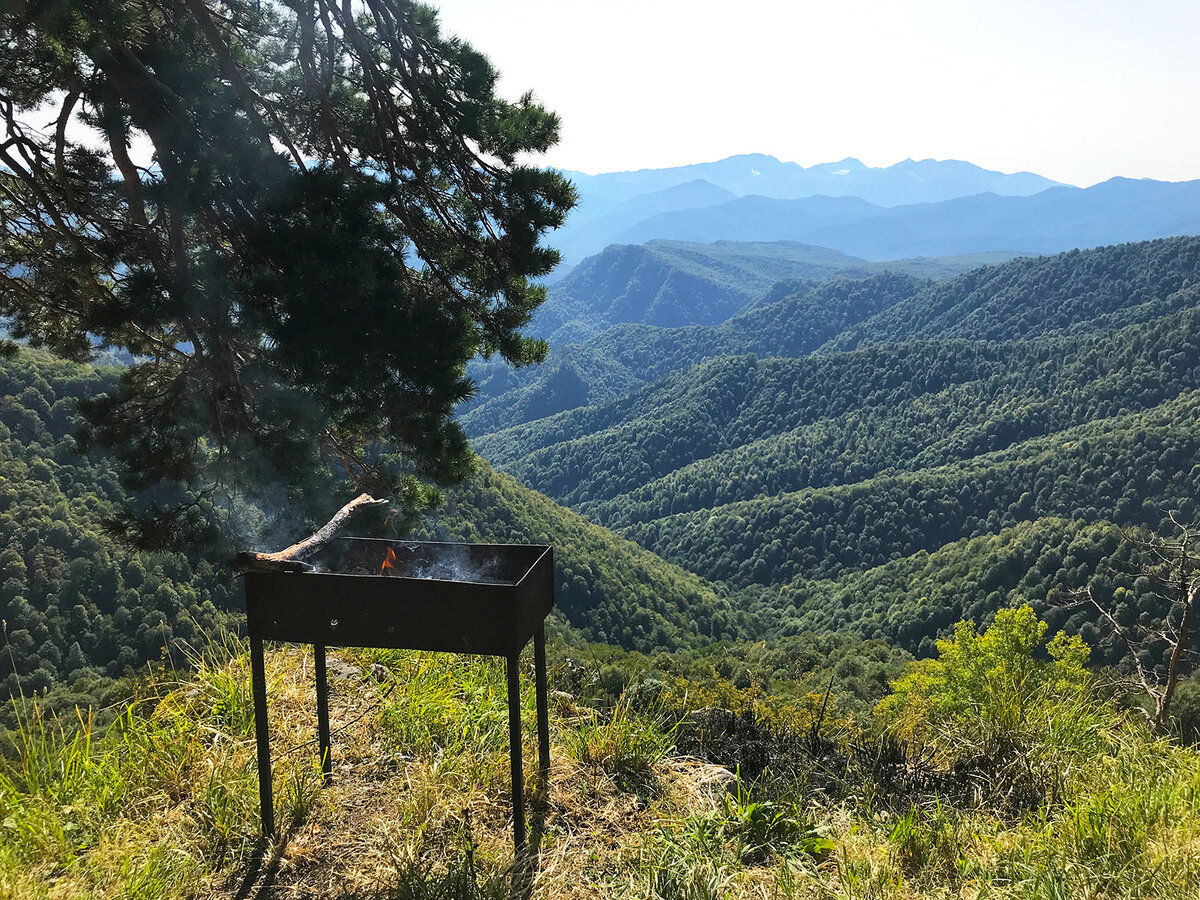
[566,694,673,795]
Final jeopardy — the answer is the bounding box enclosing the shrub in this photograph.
[721,779,834,866]
[876,606,1092,743]
[875,606,1105,808]
[887,803,963,885]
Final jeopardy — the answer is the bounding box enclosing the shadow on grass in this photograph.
[228,828,289,900]
[230,783,551,900]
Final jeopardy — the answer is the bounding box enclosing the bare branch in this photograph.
[1081,586,1160,701]
[233,493,390,572]
[53,90,80,205]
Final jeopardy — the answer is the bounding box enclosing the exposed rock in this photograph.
[694,763,737,802]
[326,658,363,681]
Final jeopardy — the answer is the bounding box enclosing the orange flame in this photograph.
[380,546,398,575]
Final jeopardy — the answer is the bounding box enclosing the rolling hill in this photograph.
[461,271,929,436]
[0,352,756,701]
[527,239,884,343]
[824,235,1200,348]
[464,242,1019,435]
[620,391,1200,587]
[468,235,1200,654]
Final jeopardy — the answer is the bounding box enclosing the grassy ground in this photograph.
[2,636,1200,899]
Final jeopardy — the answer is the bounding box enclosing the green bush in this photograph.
[876,606,1092,741]
[875,606,1111,808]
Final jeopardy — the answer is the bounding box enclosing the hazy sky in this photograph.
[431,0,1200,187]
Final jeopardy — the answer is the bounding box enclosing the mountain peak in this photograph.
[728,152,782,164]
[549,155,1088,263]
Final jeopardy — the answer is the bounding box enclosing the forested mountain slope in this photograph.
[467,235,1200,650]
[583,302,1200,526]
[0,352,238,697]
[529,240,870,344]
[623,390,1200,586]
[465,240,1020,436]
[759,517,1130,657]
[0,354,754,700]
[474,292,1200,510]
[475,239,1200,496]
[475,347,1019,503]
[826,235,1200,348]
[461,272,927,436]
[413,461,751,650]
[525,238,1007,347]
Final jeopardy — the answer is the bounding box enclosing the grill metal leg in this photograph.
[251,637,275,838]
[534,626,550,787]
[506,652,526,853]
[315,643,332,783]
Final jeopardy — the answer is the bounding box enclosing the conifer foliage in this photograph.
[0,0,574,546]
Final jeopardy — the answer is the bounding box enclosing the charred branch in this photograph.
[233,493,389,573]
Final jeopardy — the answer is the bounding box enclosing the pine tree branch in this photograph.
[52,90,79,206]
[179,0,308,172]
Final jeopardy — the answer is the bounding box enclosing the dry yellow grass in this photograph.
[221,649,703,899]
[6,643,1200,899]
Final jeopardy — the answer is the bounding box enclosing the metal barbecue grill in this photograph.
[244,539,554,850]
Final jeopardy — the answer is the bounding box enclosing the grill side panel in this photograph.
[245,572,523,655]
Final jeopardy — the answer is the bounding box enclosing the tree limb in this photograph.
[53,90,79,205]
[233,493,389,573]
[1158,531,1196,730]
[1082,586,1159,702]
[179,0,308,172]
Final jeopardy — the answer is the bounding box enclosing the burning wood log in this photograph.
[233,493,390,573]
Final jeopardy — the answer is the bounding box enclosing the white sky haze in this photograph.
[430,0,1200,187]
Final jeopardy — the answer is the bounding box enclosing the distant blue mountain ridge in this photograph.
[548,154,1200,267]
[549,154,1064,265]
[562,153,1061,207]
